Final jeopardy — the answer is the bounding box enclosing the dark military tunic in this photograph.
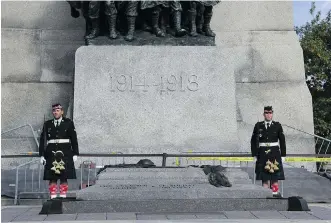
[39,117,79,181]
[251,121,286,181]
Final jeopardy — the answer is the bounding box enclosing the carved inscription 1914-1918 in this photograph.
[109,74,199,92]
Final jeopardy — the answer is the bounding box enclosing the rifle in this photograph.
[43,122,47,156]
[255,117,261,158]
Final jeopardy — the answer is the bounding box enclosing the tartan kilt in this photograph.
[255,145,285,181]
[43,143,76,180]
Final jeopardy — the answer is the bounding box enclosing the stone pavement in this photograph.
[2,204,331,222]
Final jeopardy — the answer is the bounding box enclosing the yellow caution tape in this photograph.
[284,157,331,162]
[184,157,331,162]
[175,157,180,166]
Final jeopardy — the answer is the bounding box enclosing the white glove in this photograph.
[73,155,78,162]
[253,156,257,162]
[282,157,285,162]
[40,156,46,165]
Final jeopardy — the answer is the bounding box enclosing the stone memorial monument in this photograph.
[69,0,241,166]
[68,1,315,169]
[1,1,320,207]
[1,1,315,165]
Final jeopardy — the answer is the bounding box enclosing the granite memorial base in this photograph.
[38,167,311,214]
[73,46,239,156]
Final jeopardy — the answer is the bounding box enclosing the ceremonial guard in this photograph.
[251,106,286,197]
[39,104,79,199]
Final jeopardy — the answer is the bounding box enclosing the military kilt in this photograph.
[43,143,76,181]
[255,145,285,181]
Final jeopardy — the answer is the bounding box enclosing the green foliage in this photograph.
[313,97,331,137]
[295,2,331,140]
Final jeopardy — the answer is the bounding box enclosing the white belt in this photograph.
[47,139,70,144]
[259,142,279,147]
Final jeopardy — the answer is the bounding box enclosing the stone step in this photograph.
[95,179,209,185]
[97,167,250,181]
[76,184,272,200]
[61,198,288,214]
[244,167,331,203]
[2,198,45,206]
[95,179,251,186]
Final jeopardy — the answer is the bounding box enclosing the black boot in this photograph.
[172,11,187,37]
[107,15,117,39]
[159,10,167,34]
[84,18,91,38]
[152,9,165,37]
[188,10,198,37]
[124,16,136,42]
[203,12,215,37]
[196,13,204,34]
[85,18,100,39]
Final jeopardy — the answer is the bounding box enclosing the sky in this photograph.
[293,1,331,27]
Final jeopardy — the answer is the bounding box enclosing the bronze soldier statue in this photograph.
[251,106,286,197]
[116,1,139,41]
[167,1,187,37]
[85,1,118,40]
[39,104,79,199]
[67,1,138,42]
[187,1,219,37]
[140,1,168,37]
[141,1,186,37]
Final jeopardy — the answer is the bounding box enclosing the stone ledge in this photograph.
[61,198,288,213]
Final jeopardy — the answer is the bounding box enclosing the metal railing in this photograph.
[1,124,40,168]
[3,152,331,205]
[283,124,331,172]
[1,124,39,147]
[8,152,127,205]
[14,159,43,205]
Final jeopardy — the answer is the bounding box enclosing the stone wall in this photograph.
[1,1,85,132]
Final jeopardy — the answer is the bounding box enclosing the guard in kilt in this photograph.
[39,104,79,199]
[251,106,286,197]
